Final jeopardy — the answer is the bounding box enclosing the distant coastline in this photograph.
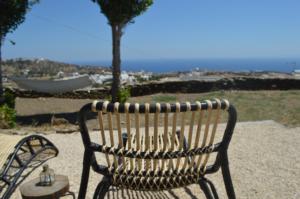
[77,58,300,73]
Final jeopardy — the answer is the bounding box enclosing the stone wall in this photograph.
[7,87,110,99]
[7,77,300,99]
[130,78,300,96]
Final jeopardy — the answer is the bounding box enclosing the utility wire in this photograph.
[31,13,110,41]
[30,13,164,59]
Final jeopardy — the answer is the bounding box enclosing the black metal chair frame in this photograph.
[0,135,59,199]
[78,101,237,199]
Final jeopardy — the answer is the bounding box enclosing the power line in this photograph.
[31,14,110,42]
[30,13,167,60]
[3,10,168,61]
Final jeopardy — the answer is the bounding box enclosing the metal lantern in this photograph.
[39,164,55,186]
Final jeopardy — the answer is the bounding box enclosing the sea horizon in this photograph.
[75,58,300,74]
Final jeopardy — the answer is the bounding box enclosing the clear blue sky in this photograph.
[2,0,300,62]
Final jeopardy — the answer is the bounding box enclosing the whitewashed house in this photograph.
[90,74,113,84]
[292,69,300,77]
[57,71,65,78]
[121,71,136,85]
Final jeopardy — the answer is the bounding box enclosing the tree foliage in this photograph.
[92,0,153,26]
[0,0,38,39]
[0,0,39,100]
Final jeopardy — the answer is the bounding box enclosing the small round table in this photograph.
[20,175,75,199]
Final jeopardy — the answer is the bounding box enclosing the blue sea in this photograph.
[79,58,300,73]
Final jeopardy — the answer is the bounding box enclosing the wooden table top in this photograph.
[20,175,69,199]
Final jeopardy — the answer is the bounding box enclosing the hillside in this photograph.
[2,58,110,78]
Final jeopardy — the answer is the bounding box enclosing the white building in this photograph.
[90,74,113,84]
[57,71,65,78]
[72,72,80,77]
[90,71,137,85]
[121,71,136,84]
[22,69,31,76]
[292,69,300,78]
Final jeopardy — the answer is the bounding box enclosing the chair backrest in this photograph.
[0,135,58,199]
[79,99,237,178]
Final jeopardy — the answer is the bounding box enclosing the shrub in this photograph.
[0,104,16,129]
[105,87,131,103]
[4,90,16,108]
[117,87,131,103]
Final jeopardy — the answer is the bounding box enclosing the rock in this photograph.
[51,116,69,126]
[55,128,78,134]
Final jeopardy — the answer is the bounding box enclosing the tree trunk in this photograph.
[0,36,3,103]
[111,24,122,102]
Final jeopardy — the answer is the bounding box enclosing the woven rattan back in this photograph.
[91,99,229,175]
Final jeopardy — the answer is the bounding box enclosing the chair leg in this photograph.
[221,156,236,199]
[64,191,76,199]
[93,177,111,199]
[78,150,93,199]
[205,179,219,199]
[199,178,215,199]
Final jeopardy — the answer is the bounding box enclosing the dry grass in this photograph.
[15,90,300,128]
[129,90,300,127]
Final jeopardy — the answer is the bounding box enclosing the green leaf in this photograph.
[0,0,39,38]
[92,0,153,26]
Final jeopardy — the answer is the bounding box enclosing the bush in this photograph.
[117,87,131,103]
[106,87,131,103]
[0,104,16,129]
[4,90,16,108]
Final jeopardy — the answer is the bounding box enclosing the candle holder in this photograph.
[39,164,55,186]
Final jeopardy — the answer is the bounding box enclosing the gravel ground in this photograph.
[9,120,300,199]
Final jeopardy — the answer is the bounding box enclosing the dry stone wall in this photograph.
[7,77,300,99]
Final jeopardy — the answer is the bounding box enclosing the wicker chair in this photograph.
[0,134,59,199]
[78,99,237,199]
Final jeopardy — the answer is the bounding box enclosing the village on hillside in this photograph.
[2,58,300,93]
